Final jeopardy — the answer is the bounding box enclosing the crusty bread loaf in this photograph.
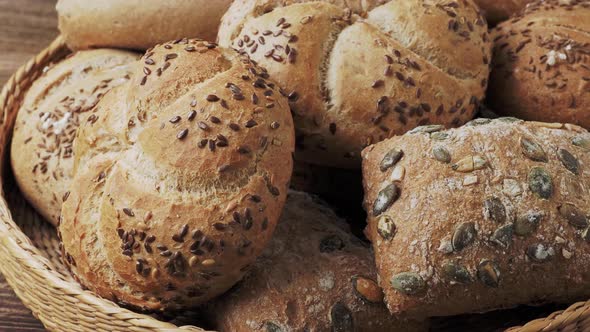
[59,39,295,311]
[218,0,491,168]
[473,0,532,24]
[57,0,232,50]
[362,118,590,319]
[488,0,590,127]
[206,191,427,332]
[11,49,137,226]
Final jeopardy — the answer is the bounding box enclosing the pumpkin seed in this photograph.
[572,136,590,151]
[528,167,553,199]
[452,155,487,172]
[491,224,514,248]
[441,261,472,284]
[477,260,500,287]
[390,272,426,295]
[497,117,521,123]
[380,148,403,172]
[265,322,283,332]
[377,215,396,240]
[558,149,580,175]
[520,137,547,162]
[330,302,353,332]
[373,184,399,216]
[352,276,384,303]
[465,118,492,126]
[409,125,444,134]
[431,132,450,141]
[526,243,555,263]
[452,222,477,251]
[433,146,452,163]
[514,212,543,236]
[483,197,506,223]
[558,204,588,229]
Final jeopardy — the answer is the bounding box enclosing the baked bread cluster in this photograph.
[362,118,590,318]
[219,0,492,168]
[9,0,590,330]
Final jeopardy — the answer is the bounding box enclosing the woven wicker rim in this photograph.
[1,36,590,332]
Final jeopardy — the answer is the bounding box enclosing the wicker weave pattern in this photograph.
[0,37,589,332]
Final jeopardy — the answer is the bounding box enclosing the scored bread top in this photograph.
[10,49,138,225]
[59,39,295,311]
[488,0,590,127]
[362,118,590,318]
[218,0,491,168]
[207,191,428,332]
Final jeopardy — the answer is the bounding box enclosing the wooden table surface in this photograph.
[0,0,57,330]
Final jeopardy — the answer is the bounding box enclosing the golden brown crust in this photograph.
[362,118,590,319]
[10,49,137,225]
[488,0,590,127]
[59,39,295,311]
[473,0,532,24]
[57,0,233,50]
[218,0,491,168]
[207,191,428,332]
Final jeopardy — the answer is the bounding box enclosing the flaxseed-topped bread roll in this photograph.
[57,0,232,50]
[11,49,138,226]
[488,0,590,127]
[473,0,532,24]
[362,118,590,319]
[218,0,491,168]
[206,191,427,332]
[59,39,295,310]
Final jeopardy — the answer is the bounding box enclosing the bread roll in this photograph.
[57,0,232,50]
[59,39,295,310]
[206,191,427,332]
[473,0,532,24]
[218,0,491,168]
[488,0,590,127]
[362,118,590,319]
[11,49,138,226]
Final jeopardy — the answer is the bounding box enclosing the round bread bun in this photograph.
[473,0,533,25]
[218,0,491,168]
[488,0,590,127]
[57,0,233,50]
[11,49,138,226]
[59,39,295,311]
[206,191,428,332]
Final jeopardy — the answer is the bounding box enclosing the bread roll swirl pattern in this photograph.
[59,39,295,310]
[219,0,491,168]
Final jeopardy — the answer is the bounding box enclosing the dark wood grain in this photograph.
[0,0,56,330]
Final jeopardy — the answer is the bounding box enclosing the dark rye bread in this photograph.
[11,49,138,226]
[206,191,428,332]
[219,0,492,168]
[362,118,590,319]
[59,39,295,311]
[488,0,590,128]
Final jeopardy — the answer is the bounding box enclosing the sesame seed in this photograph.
[123,208,134,217]
[177,129,189,140]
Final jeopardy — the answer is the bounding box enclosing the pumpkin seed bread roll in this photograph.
[206,191,428,332]
[218,0,491,168]
[362,118,590,319]
[11,49,138,226]
[488,0,590,128]
[59,39,295,311]
[472,0,532,25]
[57,0,232,50]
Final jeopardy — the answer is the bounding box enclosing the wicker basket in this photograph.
[1,37,590,332]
